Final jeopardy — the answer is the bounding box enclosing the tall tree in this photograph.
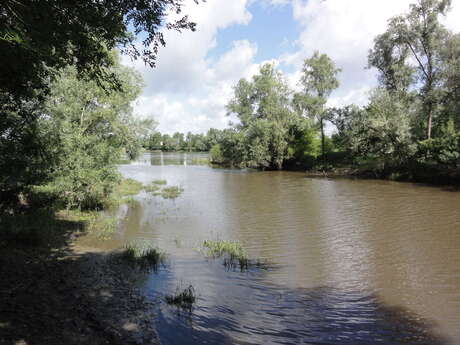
[369,0,452,139]
[226,64,294,169]
[295,51,341,160]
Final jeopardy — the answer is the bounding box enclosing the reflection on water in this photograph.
[86,152,460,344]
[129,151,209,166]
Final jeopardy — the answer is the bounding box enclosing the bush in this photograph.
[209,144,224,164]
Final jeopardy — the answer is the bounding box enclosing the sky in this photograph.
[122,0,460,135]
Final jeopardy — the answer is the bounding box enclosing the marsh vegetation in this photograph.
[121,240,166,271]
[202,240,250,270]
[165,285,196,310]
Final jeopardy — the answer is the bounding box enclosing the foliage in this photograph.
[347,90,416,170]
[36,57,149,210]
[417,120,460,169]
[143,130,211,152]
[222,64,297,169]
[369,0,452,139]
[1,0,196,211]
[295,51,341,159]
[209,144,224,164]
[1,0,199,101]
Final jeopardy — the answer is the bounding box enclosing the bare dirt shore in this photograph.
[0,229,160,345]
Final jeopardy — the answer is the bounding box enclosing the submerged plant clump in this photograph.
[144,182,161,194]
[114,179,144,197]
[121,240,166,271]
[165,285,196,310]
[160,186,184,199]
[151,179,167,185]
[202,240,249,270]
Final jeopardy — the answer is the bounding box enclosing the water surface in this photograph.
[85,152,460,345]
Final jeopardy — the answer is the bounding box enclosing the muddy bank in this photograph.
[0,232,160,345]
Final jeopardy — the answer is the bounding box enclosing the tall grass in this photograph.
[121,240,166,271]
[202,240,249,270]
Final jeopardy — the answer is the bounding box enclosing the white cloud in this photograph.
[123,0,260,133]
[284,0,460,107]
[125,0,460,134]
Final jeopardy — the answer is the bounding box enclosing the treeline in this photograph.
[143,129,222,152]
[0,1,195,212]
[209,0,460,183]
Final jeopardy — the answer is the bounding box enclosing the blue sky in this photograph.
[123,0,460,134]
[209,2,299,67]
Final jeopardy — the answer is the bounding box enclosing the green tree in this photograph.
[295,52,341,161]
[226,64,295,169]
[38,55,147,209]
[1,0,198,100]
[369,0,452,139]
[341,89,416,171]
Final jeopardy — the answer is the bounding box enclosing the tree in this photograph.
[226,64,295,169]
[295,52,341,161]
[369,0,452,139]
[1,0,199,100]
[41,55,148,209]
[339,89,416,171]
[1,1,199,206]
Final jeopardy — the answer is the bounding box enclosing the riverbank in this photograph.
[0,179,162,345]
[0,218,160,345]
[301,165,460,186]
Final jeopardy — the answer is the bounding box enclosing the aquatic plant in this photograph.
[165,285,196,309]
[151,179,167,185]
[202,240,249,270]
[86,215,117,240]
[144,182,161,194]
[113,178,144,197]
[121,240,166,270]
[190,157,209,165]
[160,186,184,199]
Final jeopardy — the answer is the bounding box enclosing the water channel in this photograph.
[82,152,460,345]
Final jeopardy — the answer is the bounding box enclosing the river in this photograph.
[84,152,460,345]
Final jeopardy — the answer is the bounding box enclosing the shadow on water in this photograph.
[146,259,452,345]
[0,210,158,345]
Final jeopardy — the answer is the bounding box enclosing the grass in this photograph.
[202,240,249,270]
[113,178,144,197]
[151,179,167,185]
[86,216,117,240]
[160,186,184,199]
[56,210,118,241]
[144,182,161,194]
[165,285,196,309]
[104,178,144,208]
[190,158,209,165]
[121,240,166,270]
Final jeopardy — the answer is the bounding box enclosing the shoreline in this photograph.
[0,232,160,345]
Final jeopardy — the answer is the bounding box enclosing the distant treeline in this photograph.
[143,130,222,152]
[203,0,460,184]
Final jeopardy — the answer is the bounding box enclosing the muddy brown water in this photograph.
[79,152,460,345]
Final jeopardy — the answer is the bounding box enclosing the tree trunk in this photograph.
[320,117,325,164]
[427,108,433,139]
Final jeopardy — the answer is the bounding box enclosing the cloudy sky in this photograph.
[122,0,460,134]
